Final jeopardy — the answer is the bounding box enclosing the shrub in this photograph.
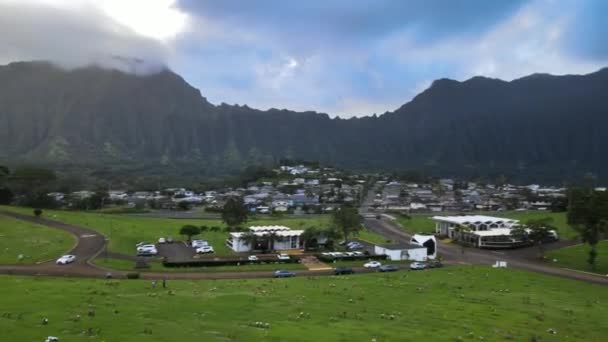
[126,272,140,279]
[33,208,43,217]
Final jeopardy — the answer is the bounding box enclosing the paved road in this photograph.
[364,215,608,285]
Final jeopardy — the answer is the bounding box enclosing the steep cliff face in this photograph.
[1,61,607,181]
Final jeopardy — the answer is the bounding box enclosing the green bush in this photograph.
[126,272,140,279]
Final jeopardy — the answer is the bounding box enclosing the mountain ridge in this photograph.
[0,61,607,183]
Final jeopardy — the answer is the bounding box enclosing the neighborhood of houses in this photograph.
[46,164,366,214]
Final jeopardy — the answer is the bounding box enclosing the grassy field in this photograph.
[396,211,577,239]
[93,257,307,273]
[546,241,608,275]
[0,215,75,264]
[0,206,386,257]
[1,266,607,341]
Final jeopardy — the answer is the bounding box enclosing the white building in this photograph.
[432,215,524,248]
[410,234,437,260]
[226,225,303,252]
[374,243,428,261]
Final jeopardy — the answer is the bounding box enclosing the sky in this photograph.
[0,0,606,117]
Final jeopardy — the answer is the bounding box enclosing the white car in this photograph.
[158,237,166,244]
[56,255,76,265]
[248,255,259,261]
[137,244,156,251]
[191,240,208,248]
[137,244,158,256]
[363,261,382,268]
[410,262,427,270]
[277,253,290,260]
[196,246,215,254]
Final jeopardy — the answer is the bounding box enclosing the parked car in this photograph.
[45,337,59,342]
[56,255,76,265]
[277,253,290,260]
[191,240,208,248]
[376,215,381,219]
[166,236,174,244]
[196,246,215,254]
[137,244,158,256]
[274,270,296,278]
[334,267,354,275]
[363,261,382,268]
[410,262,427,270]
[158,237,166,244]
[248,255,259,261]
[378,265,399,272]
[351,251,364,256]
[426,260,443,268]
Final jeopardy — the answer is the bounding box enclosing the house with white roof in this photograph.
[226,225,304,252]
[432,215,525,248]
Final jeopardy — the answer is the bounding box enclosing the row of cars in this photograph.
[363,260,443,271]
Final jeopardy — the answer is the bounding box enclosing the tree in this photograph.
[567,188,608,270]
[179,225,200,242]
[263,230,286,252]
[240,231,259,251]
[222,196,249,228]
[511,218,557,259]
[332,204,362,242]
[301,226,321,250]
[177,201,191,211]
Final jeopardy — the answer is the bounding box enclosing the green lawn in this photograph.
[0,206,339,257]
[397,211,577,240]
[0,215,75,264]
[356,229,392,244]
[93,257,306,273]
[1,267,608,341]
[546,241,608,275]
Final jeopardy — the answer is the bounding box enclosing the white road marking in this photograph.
[81,234,97,238]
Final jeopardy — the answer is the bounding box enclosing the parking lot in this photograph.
[156,242,195,261]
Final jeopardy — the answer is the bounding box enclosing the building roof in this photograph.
[231,230,304,238]
[470,228,514,237]
[431,215,518,225]
[249,225,291,232]
[376,243,426,250]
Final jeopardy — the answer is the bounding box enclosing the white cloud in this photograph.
[0,0,187,72]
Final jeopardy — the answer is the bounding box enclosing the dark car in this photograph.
[426,260,443,268]
[378,265,399,272]
[274,270,296,278]
[375,215,381,220]
[334,267,354,275]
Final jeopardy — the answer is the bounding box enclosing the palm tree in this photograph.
[239,231,259,252]
[453,224,472,257]
[264,230,287,253]
[511,218,557,259]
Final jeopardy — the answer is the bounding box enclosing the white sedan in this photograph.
[56,255,76,265]
[363,261,382,268]
[248,255,259,261]
[277,253,290,260]
[196,246,215,254]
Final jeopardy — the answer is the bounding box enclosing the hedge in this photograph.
[316,254,387,263]
[163,257,301,268]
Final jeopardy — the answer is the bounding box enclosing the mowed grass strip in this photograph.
[0,266,607,341]
[396,211,577,239]
[546,240,608,275]
[0,215,75,264]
